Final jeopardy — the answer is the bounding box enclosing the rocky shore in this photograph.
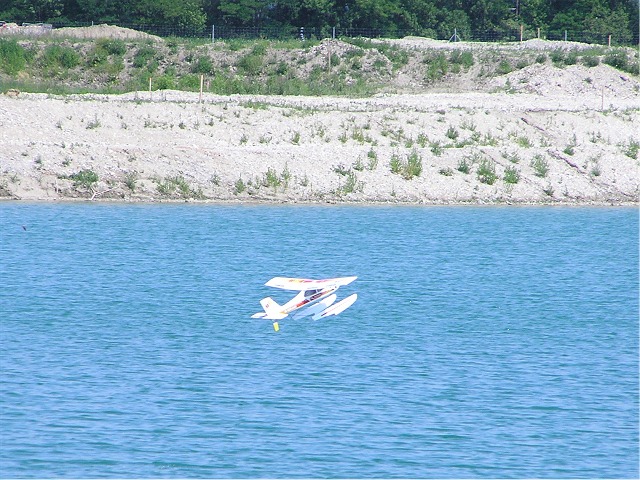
[1,63,638,205]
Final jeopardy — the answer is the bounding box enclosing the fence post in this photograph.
[199,75,203,102]
[332,26,335,39]
[300,26,304,40]
[564,30,567,41]
[608,34,611,47]
[212,24,215,43]
[520,24,523,42]
[537,27,540,39]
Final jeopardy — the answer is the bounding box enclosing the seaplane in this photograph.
[251,276,358,331]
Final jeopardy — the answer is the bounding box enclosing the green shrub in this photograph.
[582,55,600,67]
[0,39,26,74]
[234,177,246,194]
[457,157,470,174]
[178,74,201,90]
[477,159,497,185]
[531,154,549,177]
[339,171,363,194]
[97,39,126,56]
[42,45,81,69]
[404,149,423,179]
[445,125,459,140]
[154,74,175,90]
[390,149,422,180]
[191,56,213,74]
[237,53,263,75]
[424,52,448,81]
[497,60,513,75]
[604,51,628,70]
[389,153,402,174]
[550,50,564,65]
[133,45,156,68]
[503,166,520,184]
[622,139,639,159]
[564,53,577,65]
[449,50,474,68]
[535,54,547,64]
[69,169,98,189]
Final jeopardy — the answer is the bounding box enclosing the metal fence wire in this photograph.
[4,21,639,46]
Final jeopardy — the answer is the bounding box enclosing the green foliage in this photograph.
[156,175,201,198]
[390,149,422,180]
[477,159,497,185]
[531,154,550,177]
[234,177,246,194]
[191,56,214,74]
[445,125,459,140]
[124,172,138,192]
[97,39,126,56]
[457,157,471,174]
[604,51,628,71]
[582,55,600,67]
[69,169,98,189]
[338,171,363,195]
[622,139,639,159]
[503,166,520,184]
[133,45,157,69]
[0,39,26,74]
[41,45,80,70]
[496,60,512,75]
[425,52,448,81]
[1,0,636,49]
[449,50,474,68]
[237,53,264,75]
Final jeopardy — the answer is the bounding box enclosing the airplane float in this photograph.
[251,276,358,331]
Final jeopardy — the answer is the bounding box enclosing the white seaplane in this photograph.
[251,276,358,331]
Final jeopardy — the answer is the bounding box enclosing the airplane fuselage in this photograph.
[281,287,337,314]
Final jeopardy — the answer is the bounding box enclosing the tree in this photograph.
[216,0,269,25]
[134,0,206,28]
[0,0,64,22]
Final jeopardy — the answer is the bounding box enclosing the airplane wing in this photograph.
[265,276,357,291]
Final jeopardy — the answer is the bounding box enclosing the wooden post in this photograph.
[537,27,540,39]
[520,24,523,42]
[608,34,611,47]
[199,74,204,102]
[564,30,567,41]
[149,77,152,99]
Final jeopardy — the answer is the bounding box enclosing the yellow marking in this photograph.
[273,322,280,332]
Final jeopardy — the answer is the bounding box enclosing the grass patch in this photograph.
[0,39,26,74]
[503,166,520,184]
[531,154,549,177]
[477,158,497,185]
[390,149,423,180]
[69,169,98,189]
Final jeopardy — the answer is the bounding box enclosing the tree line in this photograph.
[1,0,638,43]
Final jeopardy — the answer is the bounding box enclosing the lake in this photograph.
[1,203,638,478]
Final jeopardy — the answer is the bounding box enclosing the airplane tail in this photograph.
[259,297,287,320]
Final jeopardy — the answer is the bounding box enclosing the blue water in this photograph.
[1,204,637,478]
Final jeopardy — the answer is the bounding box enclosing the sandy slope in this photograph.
[0,63,638,205]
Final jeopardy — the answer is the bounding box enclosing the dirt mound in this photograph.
[490,63,640,99]
[50,24,162,42]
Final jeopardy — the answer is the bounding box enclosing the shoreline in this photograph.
[2,197,637,207]
[2,65,639,206]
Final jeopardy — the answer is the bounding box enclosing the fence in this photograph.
[2,21,639,47]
